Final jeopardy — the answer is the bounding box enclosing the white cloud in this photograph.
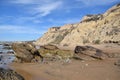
[0,25,45,34]
[6,0,120,24]
[10,0,63,17]
[33,1,62,17]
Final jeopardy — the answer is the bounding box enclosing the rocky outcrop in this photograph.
[12,43,42,63]
[35,4,120,46]
[0,68,24,80]
[74,46,107,60]
[81,14,103,22]
[12,43,111,62]
[48,27,60,32]
[12,43,73,63]
[38,44,73,62]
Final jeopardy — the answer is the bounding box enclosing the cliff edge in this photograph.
[35,4,120,46]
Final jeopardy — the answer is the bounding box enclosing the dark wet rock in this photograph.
[0,68,25,80]
[3,43,10,47]
[74,46,107,60]
[2,46,12,50]
[7,51,14,54]
[0,56,3,61]
[0,52,3,54]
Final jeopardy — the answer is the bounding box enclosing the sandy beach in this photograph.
[10,44,120,80]
[10,58,120,80]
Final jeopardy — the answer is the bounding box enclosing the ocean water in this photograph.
[0,44,15,67]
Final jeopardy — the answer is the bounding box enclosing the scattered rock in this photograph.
[114,59,120,66]
[2,46,12,50]
[3,43,10,47]
[7,51,14,54]
[0,55,3,61]
[0,52,3,54]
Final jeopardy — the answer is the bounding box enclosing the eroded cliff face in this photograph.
[35,24,77,45]
[35,4,120,46]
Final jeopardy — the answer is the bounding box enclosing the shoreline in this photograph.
[1,43,120,80]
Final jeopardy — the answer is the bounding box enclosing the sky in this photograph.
[0,0,120,41]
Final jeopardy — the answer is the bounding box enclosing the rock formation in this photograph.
[0,68,24,80]
[12,43,73,63]
[38,44,73,62]
[35,4,120,46]
[74,46,107,60]
[12,42,42,63]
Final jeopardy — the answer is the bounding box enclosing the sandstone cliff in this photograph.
[35,4,120,46]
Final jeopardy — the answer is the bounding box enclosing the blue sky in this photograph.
[0,0,119,41]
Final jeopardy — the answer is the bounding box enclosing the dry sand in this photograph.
[10,44,120,80]
[10,59,120,80]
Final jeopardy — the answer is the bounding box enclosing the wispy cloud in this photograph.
[33,1,62,17]
[0,25,45,34]
[6,0,63,25]
[10,0,63,17]
[6,0,120,24]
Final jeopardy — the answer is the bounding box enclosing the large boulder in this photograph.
[38,44,74,61]
[74,46,107,60]
[12,43,42,63]
[0,68,24,80]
